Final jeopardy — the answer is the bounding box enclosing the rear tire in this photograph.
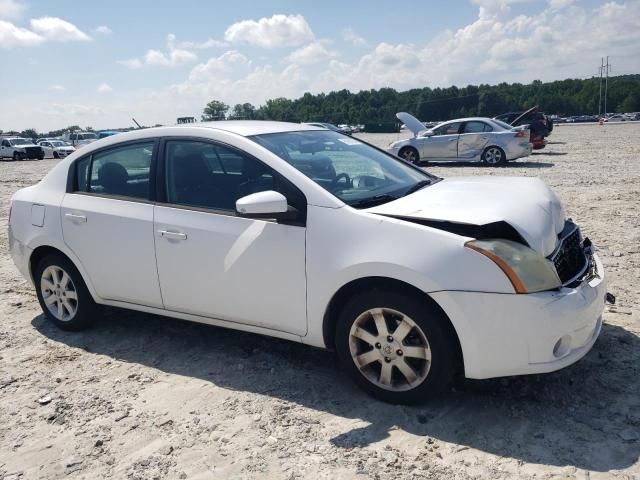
[398,147,420,165]
[34,254,96,331]
[12,151,20,161]
[482,146,506,166]
[335,289,457,404]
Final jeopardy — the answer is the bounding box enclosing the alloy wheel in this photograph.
[40,265,78,322]
[349,307,431,391]
[401,149,418,163]
[484,147,503,164]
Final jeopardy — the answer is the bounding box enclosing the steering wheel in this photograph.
[332,172,352,189]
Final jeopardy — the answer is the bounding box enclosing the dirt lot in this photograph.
[0,123,639,479]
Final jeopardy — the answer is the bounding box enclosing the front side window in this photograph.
[251,130,437,208]
[433,122,462,136]
[86,142,153,199]
[164,140,299,213]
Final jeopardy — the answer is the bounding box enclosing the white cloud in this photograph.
[176,37,227,50]
[30,16,90,42]
[95,25,112,35]
[0,0,25,19]
[224,14,314,48]
[286,42,337,65]
[0,19,43,47]
[48,84,65,91]
[341,27,367,47]
[97,83,112,93]
[120,33,198,69]
[118,58,142,69]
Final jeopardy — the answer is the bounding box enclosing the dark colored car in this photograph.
[494,106,552,150]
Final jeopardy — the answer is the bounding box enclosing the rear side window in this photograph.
[83,142,153,199]
[463,121,492,133]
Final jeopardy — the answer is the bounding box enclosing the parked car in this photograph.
[303,122,352,135]
[388,112,532,166]
[9,121,606,403]
[61,131,98,148]
[36,137,61,144]
[494,106,552,149]
[39,140,76,159]
[0,137,44,160]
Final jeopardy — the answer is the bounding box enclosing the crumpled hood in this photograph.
[368,176,566,257]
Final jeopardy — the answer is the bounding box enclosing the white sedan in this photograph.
[38,140,75,159]
[9,121,606,403]
[389,112,532,165]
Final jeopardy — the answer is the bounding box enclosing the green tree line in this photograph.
[205,74,640,124]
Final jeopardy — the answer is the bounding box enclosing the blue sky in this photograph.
[1,0,638,131]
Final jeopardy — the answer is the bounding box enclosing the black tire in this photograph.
[12,151,20,161]
[481,146,506,166]
[38,154,45,160]
[398,147,420,164]
[53,152,59,159]
[335,288,458,404]
[34,253,96,331]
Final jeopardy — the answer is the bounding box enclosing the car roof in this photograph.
[184,120,323,136]
[438,117,496,124]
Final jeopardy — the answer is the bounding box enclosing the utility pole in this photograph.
[604,56,612,117]
[598,57,604,117]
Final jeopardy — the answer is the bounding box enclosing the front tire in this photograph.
[482,146,506,166]
[34,254,96,331]
[398,147,420,164]
[335,289,457,404]
[12,151,21,161]
[53,152,59,159]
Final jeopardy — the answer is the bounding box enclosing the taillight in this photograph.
[514,131,526,138]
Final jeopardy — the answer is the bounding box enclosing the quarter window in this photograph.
[164,140,281,212]
[86,142,153,199]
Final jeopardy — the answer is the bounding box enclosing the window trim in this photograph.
[66,138,159,203]
[156,136,308,227]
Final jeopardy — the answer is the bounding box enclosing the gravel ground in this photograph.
[0,123,638,479]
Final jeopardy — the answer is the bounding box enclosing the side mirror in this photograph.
[236,190,297,221]
[421,130,435,137]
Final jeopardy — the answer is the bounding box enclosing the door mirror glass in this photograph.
[236,190,288,217]
[421,130,434,137]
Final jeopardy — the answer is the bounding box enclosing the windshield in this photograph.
[251,130,438,208]
[50,141,66,147]
[10,138,31,145]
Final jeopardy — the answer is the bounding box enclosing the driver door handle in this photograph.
[158,230,187,241]
[65,213,87,223]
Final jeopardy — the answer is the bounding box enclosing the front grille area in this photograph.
[549,222,588,285]
[25,147,42,159]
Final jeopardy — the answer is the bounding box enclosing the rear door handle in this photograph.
[65,213,87,223]
[158,230,187,241]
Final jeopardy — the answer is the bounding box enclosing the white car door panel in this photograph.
[458,121,491,160]
[154,207,307,335]
[61,194,163,307]
[422,135,459,159]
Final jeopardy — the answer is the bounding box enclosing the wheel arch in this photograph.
[29,245,99,302]
[322,276,464,374]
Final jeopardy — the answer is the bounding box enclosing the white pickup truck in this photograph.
[0,137,45,161]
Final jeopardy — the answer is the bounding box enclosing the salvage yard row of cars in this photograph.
[1,136,79,161]
[9,120,608,403]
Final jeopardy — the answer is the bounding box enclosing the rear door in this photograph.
[457,121,491,160]
[421,122,461,160]
[61,140,163,307]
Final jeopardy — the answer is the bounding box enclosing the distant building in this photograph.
[177,117,196,124]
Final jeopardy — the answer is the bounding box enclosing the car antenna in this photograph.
[132,117,143,129]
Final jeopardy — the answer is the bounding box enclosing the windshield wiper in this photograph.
[403,179,432,196]
[349,194,399,209]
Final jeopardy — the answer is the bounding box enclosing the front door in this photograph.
[61,140,163,307]
[421,121,462,160]
[153,139,307,336]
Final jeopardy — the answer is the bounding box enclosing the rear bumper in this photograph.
[8,226,33,285]
[431,253,606,379]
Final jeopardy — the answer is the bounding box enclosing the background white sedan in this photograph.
[389,112,532,165]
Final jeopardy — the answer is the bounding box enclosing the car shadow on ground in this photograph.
[33,309,639,473]
[422,160,555,168]
[532,151,568,156]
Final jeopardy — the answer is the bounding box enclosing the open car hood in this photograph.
[511,105,539,126]
[396,112,427,137]
[367,176,566,257]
